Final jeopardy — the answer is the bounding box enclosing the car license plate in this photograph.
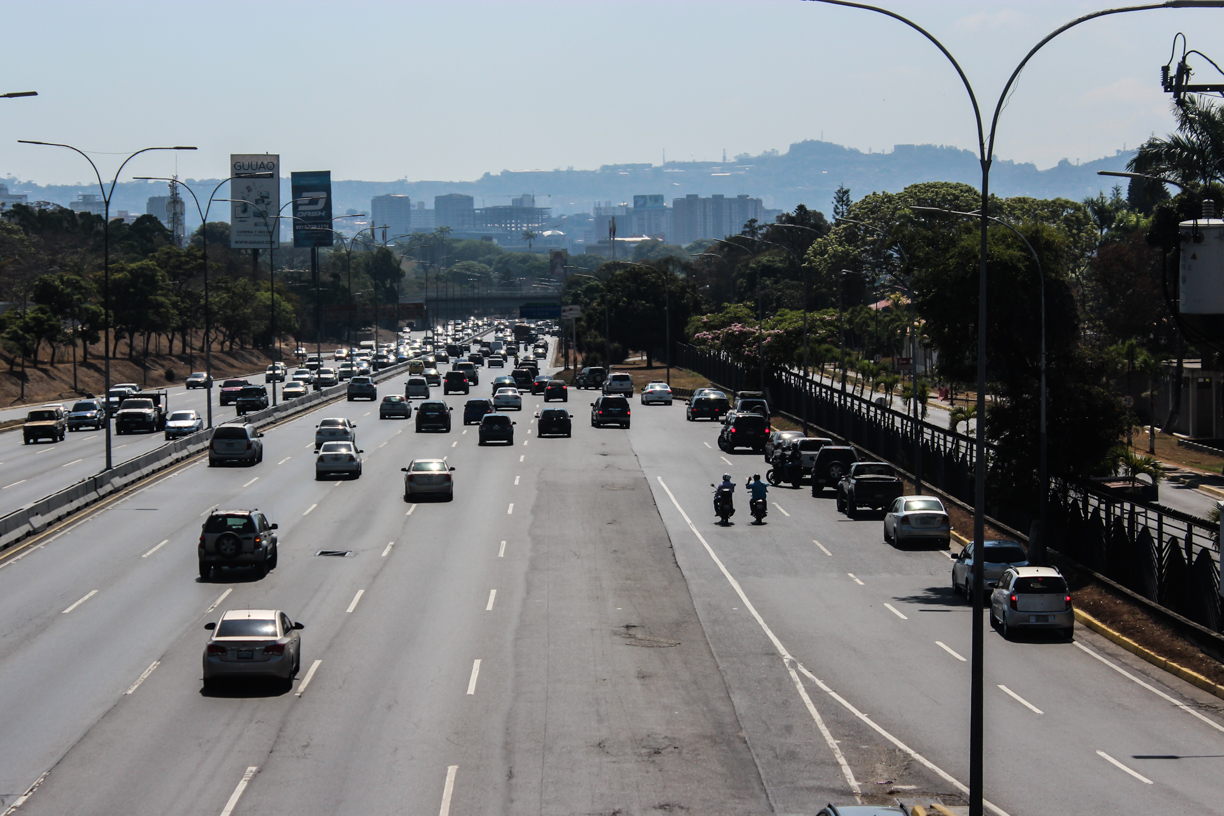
[237,650,254,660]
[1029,615,1050,623]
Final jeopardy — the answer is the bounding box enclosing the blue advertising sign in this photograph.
[519,303,561,319]
[291,170,333,248]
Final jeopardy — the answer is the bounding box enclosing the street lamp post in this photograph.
[802,3,1218,812]
[20,141,196,470]
[712,238,763,389]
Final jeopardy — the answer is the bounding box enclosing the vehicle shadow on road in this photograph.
[196,569,267,585]
[890,586,963,609]
[199,678,293,698]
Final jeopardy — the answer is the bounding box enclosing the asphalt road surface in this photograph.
[0,341,1220,815]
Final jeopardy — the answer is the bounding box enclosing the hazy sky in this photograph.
[3,0,1223,187]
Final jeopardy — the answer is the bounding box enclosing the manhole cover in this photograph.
[315,550,353,557]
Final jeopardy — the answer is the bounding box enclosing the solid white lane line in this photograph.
[295,659,322,697]
[219,766,259,816]
[382,541,394,557]
[655,475,1012,816]
[466,659,482,694]
[242,477,259,488]
[486,589,496,611]
[703,441,712,448]
[507,503,514,514]
[1074,641,1224,734]
[61,458,83,467]
[772,502,790,517]
[451,441,457,448]
[1097,750,1153,784]
[2,480,26,490]
[936,641,966,662]
[998,685,1043,714]
[884,603,908,620]
[514,475,520,485]
[519,454,524,462]
[498,540,506,557]
[206,588,232,614]
[346,589,365,614]
[439,765,458,816]
[62,590,97,614]
[785,661,861,796]
[406,504,416,516]
[125,661,160,695]
[720,456,732,466]
[278,456,291,465]
[379,441,387,448]
[142,539,169,558]
[813,539,833,556]
[847,573,864,586]
[303,503,317,516]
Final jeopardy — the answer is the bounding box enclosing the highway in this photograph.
[0,339,1220,815]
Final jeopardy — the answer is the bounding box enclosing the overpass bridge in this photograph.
[402,287,562,323]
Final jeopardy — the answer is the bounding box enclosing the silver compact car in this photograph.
[883,495,951,548]
[202,609,303,690]
[990,566,1074,640]
[952,539,1029,596]
[492,387,523,411]
[164,410,203,440]
[315,441,363,479]
[315,417,357,451]
[402,458,456,501]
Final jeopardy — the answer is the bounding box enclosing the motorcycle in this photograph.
[711,484,735,524]
[749,496,768,523]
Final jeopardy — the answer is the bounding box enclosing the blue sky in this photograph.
[2,0,1223,186]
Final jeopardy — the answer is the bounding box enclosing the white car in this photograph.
[493,387,523,411]
[640,382,673,405]
[291,368,314,385]
[883,495,951,548]
[202,609,303,690]
[315,417,357,451]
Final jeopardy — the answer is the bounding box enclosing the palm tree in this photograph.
[522,229,538,251]
[1129,96,1224,187]
[1109,446,1166,486]
[949,403,977,436]
[879,372,900,406]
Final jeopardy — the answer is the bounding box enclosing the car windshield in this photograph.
[542,410,567,418]
[904,499,945,512]
[189,373,206,378]
[203,514,255,534]
[984,543,1028,563]
[1013,575,1067,594]
[319,419,345,428]
[411,461,447,472]
[28,410,58,421]
[121,399,154,410]
[168,412,196,422]
[215,618,278,638]
[71,402,98,412]
[856,464,894,477]
[320,442,353,453]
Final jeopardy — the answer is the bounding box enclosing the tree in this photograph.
[1129,96,1224,187]
[521,229,537,251]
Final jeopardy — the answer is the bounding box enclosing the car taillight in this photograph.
[263,643,286,655]
[207,644,227,656]
[210,440,218,451]
[347,455,356,462]
[899,514,910,526]
[199,535,205,546]
[245,441,253,451]
[254,535,262,545]
[443,473,451,481]
[730,428,736,433]
[765,427,771,434]
[626,410,630,415]
[408,474,415,482]
[599,410,603,414]
[1009,594,1018,610]
[1064,594,1072,609]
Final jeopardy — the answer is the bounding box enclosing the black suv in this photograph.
[235,385,269,416]
[537,408,572,437]
[510,368,534,389]
[478,413,515,445]
[810,446,859,496]
[718,413,769,453]
[198,509,278,580]
[575,366,606,390]
[686,392,730,421]
[443,370,470,395]
[415,400,453,432]
[590,396,631,428]
[463,398,493,425]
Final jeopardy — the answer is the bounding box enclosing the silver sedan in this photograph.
[164,410,203,440]
[493,387,523,411]
[315,441,363,479]
[951,539,1028,596]
[202,608,303,690]
[883,495,951,548]
[401,458,456,501]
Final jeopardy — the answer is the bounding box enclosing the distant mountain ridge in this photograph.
[4,139,1135,225]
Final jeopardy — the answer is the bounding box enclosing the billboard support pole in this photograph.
[313,246,322,371]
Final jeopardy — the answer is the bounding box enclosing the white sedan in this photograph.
[493,387,523,411]
[640,382,674,405]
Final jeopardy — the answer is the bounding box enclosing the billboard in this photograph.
[549,249,567,280]
[229,153,279,249]
[633,194,665,209]
[520,303,562,319]
[291,170,333,248]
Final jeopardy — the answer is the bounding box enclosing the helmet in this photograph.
[753,474,761,481]
[722,473,732,482]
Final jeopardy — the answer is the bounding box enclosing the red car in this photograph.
[219,378,249,406]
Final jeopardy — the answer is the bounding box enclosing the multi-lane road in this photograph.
[0,341,1219,815]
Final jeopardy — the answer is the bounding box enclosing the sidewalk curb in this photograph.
[1074,609,1224,700]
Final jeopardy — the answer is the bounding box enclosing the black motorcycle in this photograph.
[711,484,735,524]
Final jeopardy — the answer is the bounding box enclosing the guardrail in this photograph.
[0,329,491,554]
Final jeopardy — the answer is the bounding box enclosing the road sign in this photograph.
[520,303,561,319]
[561,305,582,319]
[1122,395,1135,408]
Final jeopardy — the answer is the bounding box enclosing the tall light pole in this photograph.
[1,91,37,99]
[20,141,196,469]
[713,238,763,389]
[802,3,1219,812]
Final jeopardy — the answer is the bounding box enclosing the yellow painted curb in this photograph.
[1074,609,1224,701]
[1197,483,1224,501]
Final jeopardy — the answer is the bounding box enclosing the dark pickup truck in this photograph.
[836,461,905,517]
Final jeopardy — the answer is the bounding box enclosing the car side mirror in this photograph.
[987,581,999,590]
[293,621,305,630]
[258,432,264,438]
[204,622,216,630]
[358,450,364,454]
[270,523,278,530]
[401,467,409,472]
[449,466,456,471]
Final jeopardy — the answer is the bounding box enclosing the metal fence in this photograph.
[675,343,1222,631]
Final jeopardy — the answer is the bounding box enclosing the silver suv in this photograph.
[603,372,634,396]
[198,509,278,579]
[208,423,264,467]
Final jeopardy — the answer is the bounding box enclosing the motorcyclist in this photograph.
[748,473,769,507]
[714,472,735,517]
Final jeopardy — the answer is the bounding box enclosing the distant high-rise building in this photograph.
[511,193,535,208]
[434,194,474,230]
[371,194,413,239]
[70,193,105,217]
[671,193,764,245]
[0,183,28,213]
[630,194,669,240]
[411,201,435,232]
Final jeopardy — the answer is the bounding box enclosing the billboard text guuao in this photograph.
[291,170,333,248]
[229,153,279,249]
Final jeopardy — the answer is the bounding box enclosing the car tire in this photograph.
[1063,626,1074,641]
[268,548,278,570]
[846,499,857,518]
[199,561,211,580]
[565,432,572,438]
[1001,617,1012,641]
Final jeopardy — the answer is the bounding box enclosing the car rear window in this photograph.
[383,396,404,403]
[904,499,944,512]
[212,426,250,440]
[984,543,1028,563]
[856,464,894,477]
[319,442,353,453]
[541,409,568,418]
[733,415,766,429]
[411,461,446,472]
[216,619,277,638]
[1013,575,1067,594]
[351,377,372,384]
[421,403,446,414]
[203,514,255,534]
[798,439,825,451]
[601,397,629,408]
[483,415,512,426]
[239,387,264,396]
